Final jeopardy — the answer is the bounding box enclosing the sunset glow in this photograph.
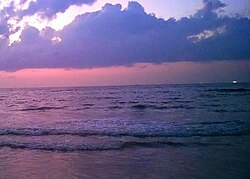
[0,1,249,178]
[0,0,249,87]
[1,61,249,88]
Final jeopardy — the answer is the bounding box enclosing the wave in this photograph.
[0,139,233,152]
[82,103,95,107]
[19,106,67,111]
[131,104,194,110]
[0,141,123,151]
[202,104,221,107]
[108,106,123,109]
[205,88,250,92]
[174,100,193,103]
[212,109,250,113]
[131,104,152,109]
[0,120,249,138]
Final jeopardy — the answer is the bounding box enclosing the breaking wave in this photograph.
[0,138,234,152]
[0,120,249,138]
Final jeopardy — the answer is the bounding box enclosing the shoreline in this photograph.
[0,135,249,179]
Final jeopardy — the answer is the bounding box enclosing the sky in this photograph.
[0,0,249,87]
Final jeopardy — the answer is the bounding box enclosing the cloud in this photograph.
[20,0,97,18]
[0,0,249,71]
[0,0,96,41]
[195,0,226,19]
[187,26,226,43]
[0,4,15,38]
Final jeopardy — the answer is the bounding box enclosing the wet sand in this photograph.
[0,135,249,179]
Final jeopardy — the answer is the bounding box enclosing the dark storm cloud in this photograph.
[0,0,249,71]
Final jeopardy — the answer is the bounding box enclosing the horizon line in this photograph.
[1,81,249,90]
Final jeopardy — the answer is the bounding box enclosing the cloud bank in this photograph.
[0,0,249,71]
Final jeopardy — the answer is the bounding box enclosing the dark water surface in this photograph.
[0,83,249,178]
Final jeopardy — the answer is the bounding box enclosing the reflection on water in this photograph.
[0,83,250,178]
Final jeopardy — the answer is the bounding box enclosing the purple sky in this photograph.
[0,0,249,87]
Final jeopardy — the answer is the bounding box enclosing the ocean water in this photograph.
[0,83,249,178]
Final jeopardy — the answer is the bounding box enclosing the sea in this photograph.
[0,83,249,178]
